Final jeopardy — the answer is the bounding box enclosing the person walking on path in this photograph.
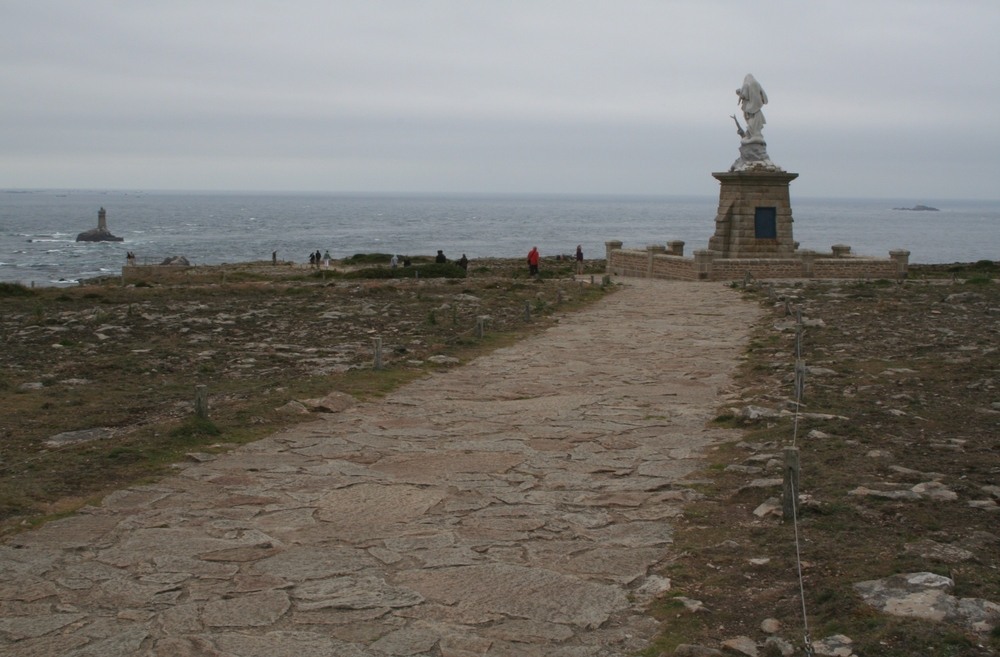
[575,245,584,275]
[323,250,331,268]
[435,250,447,264]
[390,254,399,268]
[527,246,540,276]
[309,252,316,268]
[458,254,468,270]
[272,250,277,265]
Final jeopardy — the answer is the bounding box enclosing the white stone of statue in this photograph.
[736,74,767,144]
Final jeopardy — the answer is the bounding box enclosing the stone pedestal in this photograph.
[707,171,799,258]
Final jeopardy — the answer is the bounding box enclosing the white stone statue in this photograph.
[735,74,767,143]
[728,74,782,172]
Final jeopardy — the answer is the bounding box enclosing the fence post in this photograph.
[194,385,208,419]
[794,359,806,402]
[782,446,800,523]
[795,324,803,359]
[578,281,584,294]
[785,299,792,316]
[476,317,484,338]
[373,337,383,370]
[524,300,531,322]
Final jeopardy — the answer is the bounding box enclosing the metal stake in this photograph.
[194,385,209,418]
[782,446,800,523]
[373,337,383,370]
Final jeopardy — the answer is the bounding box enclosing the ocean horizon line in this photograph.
[4,188,999,206]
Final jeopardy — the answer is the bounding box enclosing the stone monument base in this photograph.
[707,171,799,258]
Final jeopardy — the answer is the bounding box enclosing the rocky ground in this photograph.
[0,277,751,657]
[645,263,1000,657]
[3,259,999,657]
[0,256,607,534]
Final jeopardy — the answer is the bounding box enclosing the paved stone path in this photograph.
[1,279,759,657]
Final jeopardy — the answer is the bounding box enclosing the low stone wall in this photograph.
[652,254,699,280]
[607,241,909,282]
[814,257,898,279]
[710,258,802,281]
[607,249,649,278]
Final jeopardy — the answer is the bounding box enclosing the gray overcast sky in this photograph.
[2,1,998,198]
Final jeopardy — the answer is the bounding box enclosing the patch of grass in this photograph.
[0,282,35,297]
[344,253,393,264]
[168,416,222,439]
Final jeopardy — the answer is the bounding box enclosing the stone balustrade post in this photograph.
[797,249,816,278]
[889,249,910,279]
[693,249,715,280]
[831,244,851,258]
[605,241,622,274]
[667,240,685,256]
[645,244,666,278]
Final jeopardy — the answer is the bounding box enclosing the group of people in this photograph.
[125,251,137,265]
[527,245,585,276]
[294,246,585,276]
[433,251,469,270]
[308,250,332,268]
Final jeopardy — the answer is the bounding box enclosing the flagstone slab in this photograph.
[250,546,375,581]
[394,563,629,629]
[202,590,291,627]
[211,630,372,657]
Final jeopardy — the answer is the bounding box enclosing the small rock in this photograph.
[806,429,831,439]
[746,478,783,489]
[911,481,958,502]
[807,367,837,376]
[635,575,671,600]
[676,597,709,613]
[811,634,854,657]
[903,539,974,563]
[748,558,771,566]
[19,382,44,390]
[43,427,113,448]
[185,452,216,462]
[969,499,999,510]
[981,485,1000,499]
[306,391,356,413]
[866,450,891,459]
[427,355,459,365]
[721,635,758,656]
[715,540,741,550]
[760,618,781,634]
[753,498,782,519]
[276,400,310,414]
[675,645,723,657]
[725,464,763,474]
[737,406,781,420]
[848,486,921,501]
[762,636,794,657]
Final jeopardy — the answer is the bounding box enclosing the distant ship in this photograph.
[892,204,939,211]
[76,207,124,242]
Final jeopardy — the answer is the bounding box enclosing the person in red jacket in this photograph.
[527,246,540,276]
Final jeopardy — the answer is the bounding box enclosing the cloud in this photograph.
[1,1,997,197]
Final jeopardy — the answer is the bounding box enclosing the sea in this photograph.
[1,190,997,287]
